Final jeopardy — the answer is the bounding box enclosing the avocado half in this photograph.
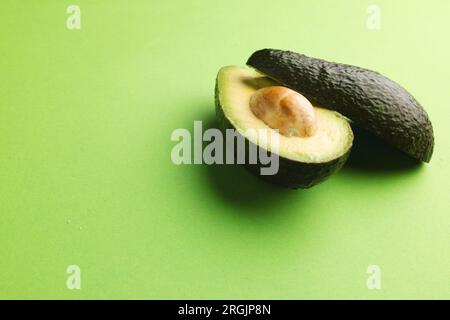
[247,49,435,162]
[215,66,353,189]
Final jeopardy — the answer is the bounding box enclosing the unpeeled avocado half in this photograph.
[247,49,435,162]
[215,66,353,189]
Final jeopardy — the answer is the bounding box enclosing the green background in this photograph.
[1,0,449,299]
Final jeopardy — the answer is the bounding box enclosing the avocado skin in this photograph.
[244,149,350,189]
[214,81,350,189]
[247,49,434,162]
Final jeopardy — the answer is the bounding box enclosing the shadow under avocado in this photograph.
[344,126,423,172]
[201,112,295,212]
[198,109,422,212]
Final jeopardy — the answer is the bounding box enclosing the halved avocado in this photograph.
[215,66,353,189]
[247,49,435,162]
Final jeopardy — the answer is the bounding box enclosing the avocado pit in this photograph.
[249,86,318,138]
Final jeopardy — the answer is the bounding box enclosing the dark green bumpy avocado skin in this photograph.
[214,81,351,189]
[247,49,434,162]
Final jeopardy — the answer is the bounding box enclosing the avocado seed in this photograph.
[250,86,318,138]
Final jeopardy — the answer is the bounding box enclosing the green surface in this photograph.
[0,0,449,299]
